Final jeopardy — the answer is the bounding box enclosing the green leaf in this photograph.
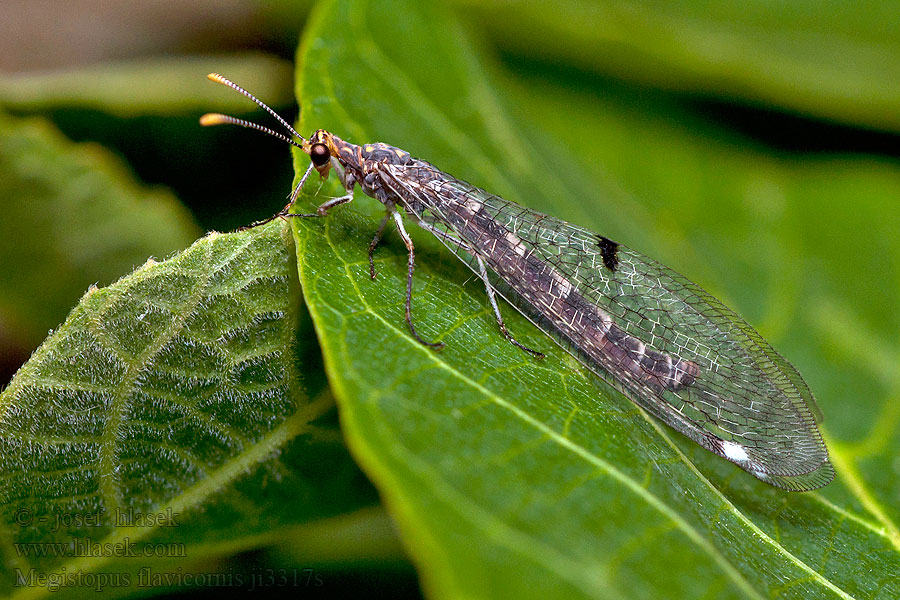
[452,0,900,133]
[0,220,376,597]
[0,54,293,118]
[291,0,900,598]
[0,111,200,347]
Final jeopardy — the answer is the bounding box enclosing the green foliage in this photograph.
[291,0,900,598]
[2,0,899,598]
[0,111,200,346]
[0,54,294,117]
[454,0,900,132]
[0,221,374,597]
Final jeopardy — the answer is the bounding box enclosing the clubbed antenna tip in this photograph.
[199,113,230,127]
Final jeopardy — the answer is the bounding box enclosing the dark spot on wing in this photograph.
[596,235,619,271]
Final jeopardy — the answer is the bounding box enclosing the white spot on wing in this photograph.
[720,440,749,462]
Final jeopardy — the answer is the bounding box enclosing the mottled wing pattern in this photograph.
[380,161,833,491]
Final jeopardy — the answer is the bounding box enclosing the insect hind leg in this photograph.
[411,218,543,359]
[474,255,545,359]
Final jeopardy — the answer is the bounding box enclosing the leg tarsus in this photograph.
[236,214,280,231]
[475,255,544,359]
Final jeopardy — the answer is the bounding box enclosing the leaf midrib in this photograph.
[91,238,218,513]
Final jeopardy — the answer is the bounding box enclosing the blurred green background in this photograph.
[1,0,899,598]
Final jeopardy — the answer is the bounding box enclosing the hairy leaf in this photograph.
[0,221,375,597]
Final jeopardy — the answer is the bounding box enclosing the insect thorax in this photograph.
[332,137,421,202]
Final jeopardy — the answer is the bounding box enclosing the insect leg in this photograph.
[284,162,316,211]
[368,212,393,280]
[237,164,320,229]
[284,166,355,218]
[474,255,545,359]
[309,191,354,216]
[409,219,543,358]
[391,210,445,350]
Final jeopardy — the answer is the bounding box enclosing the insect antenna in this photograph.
[200,73,305,147]
[200,113,303,148]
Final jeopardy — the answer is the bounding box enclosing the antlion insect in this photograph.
[201,73,833,491]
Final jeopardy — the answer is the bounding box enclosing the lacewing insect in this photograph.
[201,73,833,491]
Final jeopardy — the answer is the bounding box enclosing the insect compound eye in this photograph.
[310,143,330,167]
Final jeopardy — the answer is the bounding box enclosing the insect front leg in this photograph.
[284,168,355,219]
[285,162,316,208]
[239,164,319,230]
[391,210,444,350]
[279,163,325,218]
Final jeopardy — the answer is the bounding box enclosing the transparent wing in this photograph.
[381,163,833,491]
